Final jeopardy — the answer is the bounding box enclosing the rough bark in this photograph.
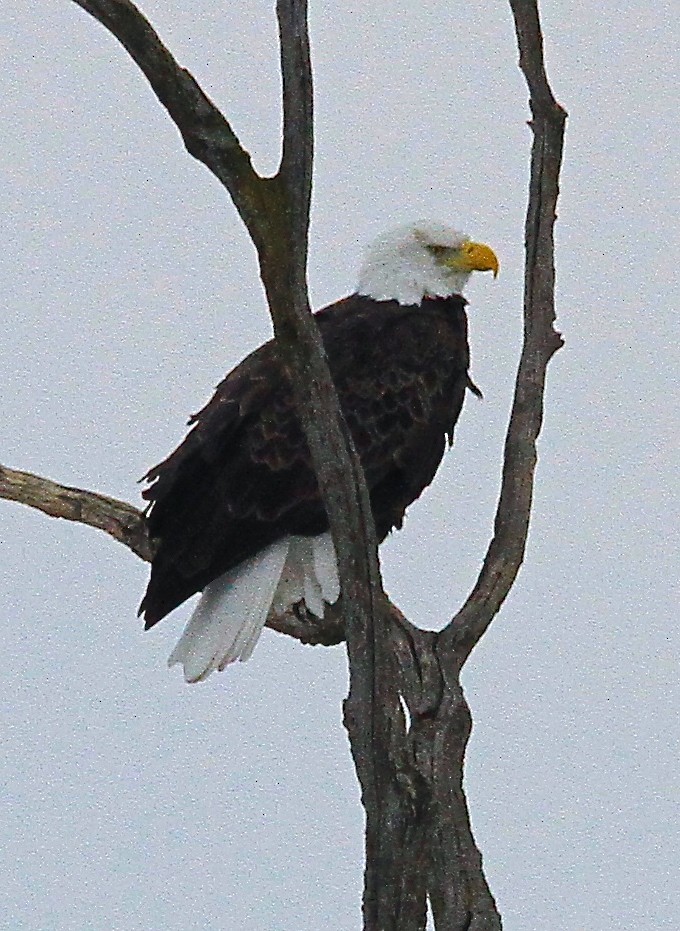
[3,2,567,928]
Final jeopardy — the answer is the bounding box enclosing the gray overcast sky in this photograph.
[1,2,678,929]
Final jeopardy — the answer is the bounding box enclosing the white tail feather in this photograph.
[303,569,324,618]
[168,532,339,682]
[312,533,341,604]
[168,539,290,682]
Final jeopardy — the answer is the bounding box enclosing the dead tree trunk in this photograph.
[2,1,565,927]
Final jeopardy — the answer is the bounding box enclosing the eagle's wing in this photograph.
[140,297,470,626]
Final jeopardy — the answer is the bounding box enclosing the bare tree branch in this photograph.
[70,0,274,235]
[0,461,349,644]
[272,16,392,920]
[0,463,153,562]
[272,0,383,620]
[438,0,567,672]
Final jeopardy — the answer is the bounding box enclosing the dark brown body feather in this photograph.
[140,294,473,628]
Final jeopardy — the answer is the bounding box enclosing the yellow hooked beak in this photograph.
[445,241,499,278]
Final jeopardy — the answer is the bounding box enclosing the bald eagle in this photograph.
[140,222,498,681]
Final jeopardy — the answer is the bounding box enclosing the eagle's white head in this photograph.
[356,221,499,306]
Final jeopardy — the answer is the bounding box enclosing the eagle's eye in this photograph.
[426,244,449,258]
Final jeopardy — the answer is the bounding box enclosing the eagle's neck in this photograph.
[356,241,470,306]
